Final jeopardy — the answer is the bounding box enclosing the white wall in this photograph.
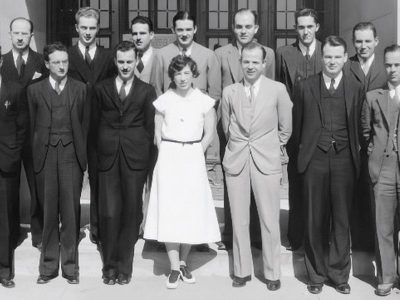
[339,0,398,56]
[0,0,47,53]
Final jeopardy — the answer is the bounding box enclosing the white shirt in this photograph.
[323,71,343,90]
[78,41,97,60]
[138,46,153,68]
[388,83,400,100]
[244,76,261,101]
[358,53,375,75]
[178,43,193,56]
[299,39,316,58]
[12,48,29,66]
[115,76,134,96]
[49,76,67,92]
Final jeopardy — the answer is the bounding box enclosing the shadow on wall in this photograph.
[26,0,47,52]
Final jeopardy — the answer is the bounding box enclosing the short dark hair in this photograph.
[384,44,400,56]
[114,41,135,59]
[321,35,347,53]
[168,55,199,88]
[295,8,319,25]
[173,11,196,28]
[241,42,266,61]
[352,22,377,40]
[75,7,100,25]
[233,8,258,26]
[10,17,34,33]
[43,42,68,62]
[131,15,154,32]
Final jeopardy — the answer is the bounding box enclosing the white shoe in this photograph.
[166,270,181,289]
[180,266,196,284]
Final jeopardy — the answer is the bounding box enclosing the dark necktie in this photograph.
[119,81,127,101]
[85,46,92,66]
[136,52,144,73]
[16,52,25,77]
[54,81,61,95]
[305,46,310,60]
[329,78,336,95]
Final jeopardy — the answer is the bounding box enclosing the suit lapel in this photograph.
[343,75,354,119]
[227,44,241,83]
[122,78,137,111]
[71,45,92,82]
[92,47,106,83]
[104,78,122,110]
[23,48,38,82]
[375,89,390,130]
[4,52,19,79]
[311,75,323,123]
[350,57,364,83]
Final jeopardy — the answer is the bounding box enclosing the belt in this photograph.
[161,138,201,145]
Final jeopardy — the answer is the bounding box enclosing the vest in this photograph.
[49,85,73,146]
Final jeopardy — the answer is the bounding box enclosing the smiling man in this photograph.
[91,41,156,285]
[27,42,89,285]
[293,36,364,295]
[221,42,292,291]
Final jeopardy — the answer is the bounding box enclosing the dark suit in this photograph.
[1,48,47,248]
[92,76,156,279]
[67,44,116,243]
[28,77,89,279]
[0,81,27,281]
[345,54,387,251]
[294,73,363,285]
[276,40,323,249]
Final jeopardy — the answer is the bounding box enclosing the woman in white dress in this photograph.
[144,55,221,289]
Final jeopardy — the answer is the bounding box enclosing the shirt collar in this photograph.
[358,53,375,71]
[322,71,343,90]
[178,43,194,56]
[49,75,68,91]
[243,76,262,97]
[115,76,134,93]
[138,46,153,66]
[388,82,400,98]
[78,41,97,58]
[298,39,316,57]
[12,48,29,64]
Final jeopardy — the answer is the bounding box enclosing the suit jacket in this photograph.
[1,48,47,88]
[68,45,116,86]
[150,41,221,100]
[27,77,89,173]
[221,75,292,175]
[344,54,387,92]
[92,76,156,171]
[294,73,364,175]
[361,88,399,183]
[215,42,275,90]
[0,81,27,172]
[134,47,158,84]
[276,40,322,96]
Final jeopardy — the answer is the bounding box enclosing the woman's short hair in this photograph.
[167,55,200,87]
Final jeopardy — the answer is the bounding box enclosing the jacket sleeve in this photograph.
[149,52,164,97]
[207,51,222,102]
[277,84,293,145]
[220,87,231,140]
[144,86,157,142]
[360,94,372,151]
[27,86,37,146]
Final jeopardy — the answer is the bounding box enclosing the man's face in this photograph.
[115,49,136,82]
[173,19,197,49]
[241,47,266,84]
[353,29,378,62]
[10,19,33,52]
[296,16,319,47]
[75,16,99,47]
[233,12,259,47]
[385,50,400,87]
[131,23,154,52]
[45,50,69,81]
[322,44,348,78]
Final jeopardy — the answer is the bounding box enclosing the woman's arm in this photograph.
[154,111,164,149]
[201,108,217,152]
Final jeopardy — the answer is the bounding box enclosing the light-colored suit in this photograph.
[221,75,292,280]
[361,87,400,286]
[134,47,158,84]
[150,41,221,100]
[215,43,275,90]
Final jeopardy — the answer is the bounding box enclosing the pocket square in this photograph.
[32,72,42,80]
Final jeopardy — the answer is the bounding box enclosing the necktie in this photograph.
[119,81,127,101]
[16,52,24,77]
[305,46,310,60]
[249,85,255,104]
[85,46,92,66]
[136,52,144,73]
[54,81,61,95]
[181,48,187,57]
[328,78,335,95]
[361,63,369,75]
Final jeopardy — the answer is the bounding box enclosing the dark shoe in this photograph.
[251,242,262,250]
[266,279,281,291]
[216,241,226,251]
[0,278,15,288]
[232,275,251,287]
[180,265,195,283]
[66,277,79,284]
[103,276,116,285]
[375,284,393,296]
[37,275,56,284]
[166,270,181,289]
[335,283,351,294]
[307,283,323,294]
[117,275,131,285]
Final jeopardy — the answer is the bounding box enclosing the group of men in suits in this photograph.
[0,5,399,297]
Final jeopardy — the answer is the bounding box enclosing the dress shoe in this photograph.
[103,276,116,285]
[117,275,131,285]
[65,276,79,284]
[215,241,226,251]
[375,283,393,296]
[232,275,251,287]
[266,279,281,291]
[307,283,323,294]
[166,270,181,289]
[335,283,351,294]
[180,265,195,283]
[37,275,56,284]
[0,278,15,288]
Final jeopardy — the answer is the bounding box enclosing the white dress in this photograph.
[144,88,221,244]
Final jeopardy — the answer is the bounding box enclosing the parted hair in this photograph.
[43,42,68,62]
[75,7,100,24]
[295,8,319,25]
[114,41,135,59]
[321,35,347,53]
[131,15,154,32]
[173,11,196,28]
[241,42,266,61]
[384,44,400,56]
[352,22,377,39]
[233,9,258,25]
